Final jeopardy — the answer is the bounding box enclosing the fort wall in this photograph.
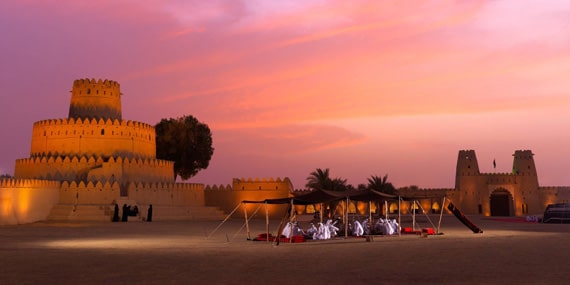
[59,181,121,205]
[14,156,174,184]
[0,179,60,225]
[453,150,563,216]
[127,182,205,206]
[30,118,156,159]
[69,78,122,120]
[58,181,205,207]
[205,177,293,219]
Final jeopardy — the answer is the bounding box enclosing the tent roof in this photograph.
[242,189,345,205]
[346,189,399,201]
[242,188,404,205]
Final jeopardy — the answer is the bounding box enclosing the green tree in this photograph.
[305,168,349,219]
[367,174,396,195]
[155,115,214,180]
[305,168,331,190]
[330,177,348,191]
[305,168,349,191]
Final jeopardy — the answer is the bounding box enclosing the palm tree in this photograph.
[305,168,349,219]
[330,177,348,191]
[367,174,396,195]
[305,168,331,191]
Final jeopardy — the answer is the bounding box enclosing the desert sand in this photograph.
[0,215,568,285]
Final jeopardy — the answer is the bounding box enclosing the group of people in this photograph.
[351,218,400,236]
[112,203,153,222]
[281,216,400,240]
[282,220,341,240]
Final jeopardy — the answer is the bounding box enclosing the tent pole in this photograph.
[368,201,372,232]
[274,200,292,246]
[437,196,446,234]
[385,200,388,220]
[345,197,349,238]
[207,202,242,239]
[265,202,270,242]
[232,204,261,241]
[320,203,323,223]
[398,196,401,237]
[412,200,416,231]
[289,199,294,243]
[243,203,251,240]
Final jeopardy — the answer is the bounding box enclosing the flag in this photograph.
[493,159,496,169]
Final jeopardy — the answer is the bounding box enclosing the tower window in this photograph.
[101,129,105,135]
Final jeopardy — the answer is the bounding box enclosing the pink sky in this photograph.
[1,0,570,189]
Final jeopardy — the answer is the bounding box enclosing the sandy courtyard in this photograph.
[1,215,569,285]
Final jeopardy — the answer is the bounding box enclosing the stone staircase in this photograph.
[47,203,226,222]
[47,204,114,222]
[147,205,226,221]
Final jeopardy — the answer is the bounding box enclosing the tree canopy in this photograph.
[305,168,348,191]
[155,115,214,180]
[367,174,396,194]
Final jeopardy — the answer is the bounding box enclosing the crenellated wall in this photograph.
[30,118,156,159]
[0,179,60,225]
[127,182,205,206]
[57,180,205,207]
[69,78,122,120]
[14,155,174,184]
[59,180,121,205]
[453,150,563,216]
[205,177,293,219]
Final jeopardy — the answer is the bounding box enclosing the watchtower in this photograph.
[455,150,480,189]
[511,150,538,177]
[68,78,122,120]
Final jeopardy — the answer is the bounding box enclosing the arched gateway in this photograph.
[490,189,513,216]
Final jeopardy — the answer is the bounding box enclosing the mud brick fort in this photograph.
[2,79,570,225]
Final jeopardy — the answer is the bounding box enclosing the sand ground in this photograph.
[1,215,569,285]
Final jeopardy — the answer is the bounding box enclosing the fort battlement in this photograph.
[72,78,121,96]
[230,177,294,191]
[15,155,174,184]
[127,182,205,206]
[204,184,233,191]
[69,78,122,120]
[30,118,156,159]
[0,178,61,189]
[58,181,206,206]
[34,118,154,130]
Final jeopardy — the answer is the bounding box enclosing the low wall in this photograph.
[0,179,60,225]
[205,187,290,219]
[127,182,205,206]
[60,181,121,205]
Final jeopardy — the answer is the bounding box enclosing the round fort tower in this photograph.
[68,78,122,120]
[16,78,175,185]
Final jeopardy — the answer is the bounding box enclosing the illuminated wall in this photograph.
[205,177,293,219]
[29,118,156,159]
[5,78,207,224]
[452,150,569,216]
[14,156,174,184]
[0,179,60,225]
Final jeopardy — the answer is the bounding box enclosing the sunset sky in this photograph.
[1,0,570,189]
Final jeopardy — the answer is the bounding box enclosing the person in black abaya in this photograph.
[121,204,129,222]
[147,204,153,222]
[112,203,119,222]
